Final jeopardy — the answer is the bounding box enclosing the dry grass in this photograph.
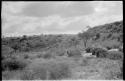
[20,58,72,80]
[2,50,123,80]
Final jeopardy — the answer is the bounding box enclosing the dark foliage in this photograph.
[106,51,123,60]
[2,58,28,71]
[92,48,108,58]
[85,47,94,53]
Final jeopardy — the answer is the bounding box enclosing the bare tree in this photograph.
[78,31,94,49]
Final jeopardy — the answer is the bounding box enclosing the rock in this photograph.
[108,49,119,51]
[83,53,94,57]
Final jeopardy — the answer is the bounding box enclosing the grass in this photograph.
[94,58,122,80]
[2,46,123,80]
[20,58,72,80]
[2,70,22,80]
[80,57,89,66]
[2,54,123,80]
[19,70,37,80]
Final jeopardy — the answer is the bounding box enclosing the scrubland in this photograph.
[2,21,123,80]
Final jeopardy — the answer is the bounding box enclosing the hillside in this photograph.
[87,20,123,41]
[78,20,123,49]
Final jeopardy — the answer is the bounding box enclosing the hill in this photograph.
[78,20,123,49]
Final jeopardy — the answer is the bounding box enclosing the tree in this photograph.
[78,31,94,48]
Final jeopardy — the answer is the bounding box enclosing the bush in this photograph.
[24,59,71,80]
[2,58,28,71]
[36,53,43,58]
[92,48,108,58]
[2,45,14,60]
[42,52,53,59]
[23,54,29,59]
[37,51,54,59]
[85,47,94,53]
[67,48,81,57]
[55,49,65,56]
[106,51,123,60]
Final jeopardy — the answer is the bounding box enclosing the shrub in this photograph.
[23,54,29,59]
[25,59,71,80]
[36,53,44,58]
[2,45,14,54]
[67,48,81,57]
[2,58,28,71]
[85,47,94,53]
[55,50,65,56]
[2,45,14,60]
[106,51,123,60]
[42,52,53,59]
[92,48,108,58]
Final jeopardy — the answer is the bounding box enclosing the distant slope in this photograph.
[78,20,123,49]
[86,20,123,42]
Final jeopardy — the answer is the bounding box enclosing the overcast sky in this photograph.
[2,1,123,37]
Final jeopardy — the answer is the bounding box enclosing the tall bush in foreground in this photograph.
[2,58,28,71]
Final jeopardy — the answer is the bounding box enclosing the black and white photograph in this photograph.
[1,1,123,80]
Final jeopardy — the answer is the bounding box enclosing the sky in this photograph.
[2,1,123,37]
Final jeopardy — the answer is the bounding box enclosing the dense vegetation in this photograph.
[2,20,123,80]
